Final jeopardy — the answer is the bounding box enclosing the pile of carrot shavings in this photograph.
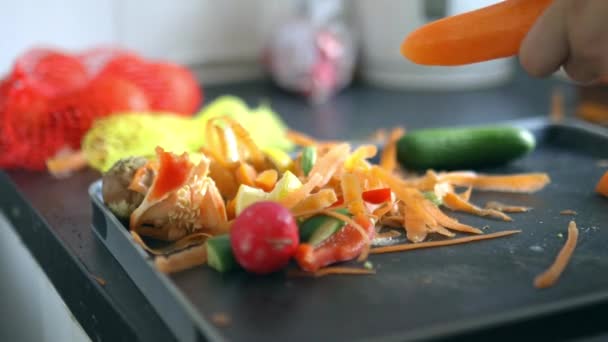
[115,117,552,279]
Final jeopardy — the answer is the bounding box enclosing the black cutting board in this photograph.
[90,118,608,342]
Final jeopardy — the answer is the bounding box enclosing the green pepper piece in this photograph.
[299,208,350,246]
[206,235,239,273]
[301,146,317,177]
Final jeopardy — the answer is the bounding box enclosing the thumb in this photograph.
[519,0,569,78]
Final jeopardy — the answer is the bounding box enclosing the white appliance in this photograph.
[352,0,515,90]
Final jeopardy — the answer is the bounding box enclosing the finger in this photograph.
[562,0,608,84]
[519,0,569,77]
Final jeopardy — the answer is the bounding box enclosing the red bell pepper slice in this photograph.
[331,188,392,207]
[295,214,375,272]
[362,188,392,204]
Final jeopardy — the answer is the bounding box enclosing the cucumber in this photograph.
[396,126,535,171]
[299,208,349,246]
[206,235,239,273]
[301,146,317,177]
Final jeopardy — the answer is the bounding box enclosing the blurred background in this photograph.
[0,0,537,90]
[0,1,606,342]
[3,0,600,110]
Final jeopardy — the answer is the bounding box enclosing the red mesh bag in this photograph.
[10,48,89,97]
[97,55,202,114]
[1,46,203,171]
[2,75,149,170]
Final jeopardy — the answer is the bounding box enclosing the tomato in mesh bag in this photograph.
[47,74,150,149]
[10,48,89,97]
[97,55,202,114]
[1,46,202,170]
[0,83,53,169]
[77,46,140,76]
[2,75,149,170]
[146,62,202,114]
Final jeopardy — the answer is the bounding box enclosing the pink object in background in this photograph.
[262,0,356,104]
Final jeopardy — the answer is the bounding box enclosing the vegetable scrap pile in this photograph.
[100,116,555,279]
[49,95,293,176]
[0,47,202,170]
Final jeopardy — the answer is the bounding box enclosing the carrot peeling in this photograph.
[288,266,376,278]
[439,172,551,193]
[286,130,321,147]
[485,201,532,213]
[131,231,210,256]
[370,230,521,255]
[380,127,405,172]
[280,173,323,209]
[401,0,553,66]
[46,149,88,177]
[596,171,608,197]
[443,192,513,222]
[155,244,208,274]
[291,189,338,217]
[534,221,579,289]
[254,169,278,192]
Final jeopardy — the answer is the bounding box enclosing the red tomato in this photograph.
[72,74,150,112]
[97,56,202,115]
[46,74,149,148]
[77,47,140,75]
[1,74,150,170]
[12,48,89,97]
[0,77,12,108]
[230,202,299,275]
[146,62,202,114]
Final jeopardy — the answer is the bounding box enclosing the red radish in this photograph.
[230,202,299,275]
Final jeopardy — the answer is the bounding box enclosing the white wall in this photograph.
[0,0,297,84]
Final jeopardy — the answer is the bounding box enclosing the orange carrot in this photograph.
[288,267,376,278]
[154,245,208,274]
[380,127,405,172]
[235,162,257,187]
[577,102,608,125]
[281,173,323,209]
[370,230,521,255]
[254,169,278,192]
[286,130,320,147]
[596,171,608,197]
[46,149,88,177]
[291,189,338,217]
[131,231,210,256]
[341,172,366,217]
[443,192,513,222]
[485,201,532,213]
[439,172,551,193]
[534,221,578,289]
[550,87,565,123]
[401,0,553,66]
[422,200,483,235]
[226,198,237,220]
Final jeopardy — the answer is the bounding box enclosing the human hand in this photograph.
[519,0,608,84]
